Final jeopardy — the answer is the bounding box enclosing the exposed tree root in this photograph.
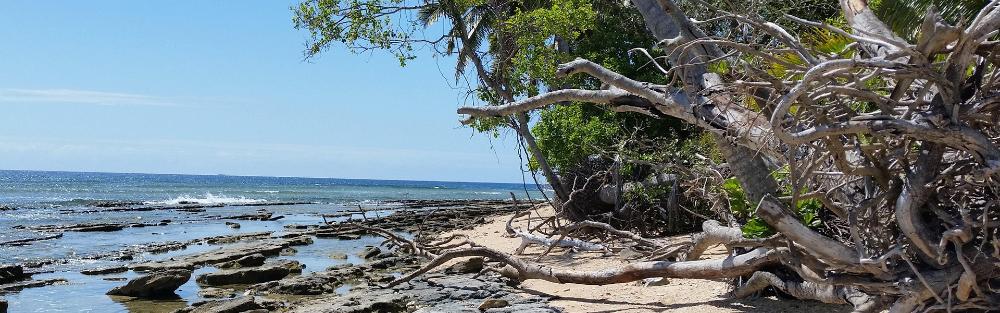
[731,271,877,312]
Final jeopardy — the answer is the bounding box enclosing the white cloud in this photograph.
[0,88,176,106]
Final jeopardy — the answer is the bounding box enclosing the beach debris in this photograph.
[106,269,191,298]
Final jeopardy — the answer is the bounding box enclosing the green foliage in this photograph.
[533,105,618,170]
[505,0,596,85]
[870,0,988,41]
[722,178,749,215]
[293,0,418,65]
[723,167,825,238]
[528,0,690,171]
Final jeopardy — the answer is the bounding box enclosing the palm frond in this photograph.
[871,0,988,40]
[417,2,445,27]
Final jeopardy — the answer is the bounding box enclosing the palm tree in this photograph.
[417,0,572,201]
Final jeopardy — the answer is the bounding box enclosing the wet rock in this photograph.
[329,253,348,260]
[279,247,297,256]
[218,254,266,269]
[0,297,6,313]
[90,200,143,208]
[288,290,411,313]
[20,222,127,232]
[365,256,417,270]
[198,287,236,299]
[287,236,313,246]
[81,266,128,275]
[0,278,67,292]
[367,273,396,284]
[0,265,27,284]
[445,257,484,274]
[225,211,273,221]
[281,260,305,273]
[179,296,264,313]
[225,222,240,229]
[252,266,363,295]
[106,269,191,298]
[131,238,293,271]
[73,223,126,232]
[103,277,128,281]
[337,234,361,240]
[0,233,63,246]
[359,246,381,259]
[203,232,273,245]
[114,254,135,261]
[479,299,509,311]
[196,261,300,286]
[146,241,187,254]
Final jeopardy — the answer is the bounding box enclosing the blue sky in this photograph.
[0,1,530,183]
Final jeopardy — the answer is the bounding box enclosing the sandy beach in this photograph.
[438,207,854,313]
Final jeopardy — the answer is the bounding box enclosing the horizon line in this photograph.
[0,168,549,186]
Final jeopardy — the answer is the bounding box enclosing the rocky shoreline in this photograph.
[1,199,559,312]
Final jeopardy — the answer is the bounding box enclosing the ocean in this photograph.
[0,170,547,312]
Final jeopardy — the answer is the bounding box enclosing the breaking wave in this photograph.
[144,193,266,205]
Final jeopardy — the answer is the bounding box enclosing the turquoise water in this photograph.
[0,170,546,312]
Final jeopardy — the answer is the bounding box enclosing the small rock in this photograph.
[359,246,381,259]
[0,264,27,284]
[1,297,7,312]
[225,222,240,229]
[81,266,128,275]
[336,234,361,240]
[198,287,236,299]
[279,247,297,256]
[181,296,263,313]
[445,257,484,274]
[287,236,313,246]
[102,277,128,282]
[107,269,191,298]
[0,278,67,292]
[329,253,348,260]
[479,299,509,311]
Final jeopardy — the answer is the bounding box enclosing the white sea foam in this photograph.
[144,193,266,205]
